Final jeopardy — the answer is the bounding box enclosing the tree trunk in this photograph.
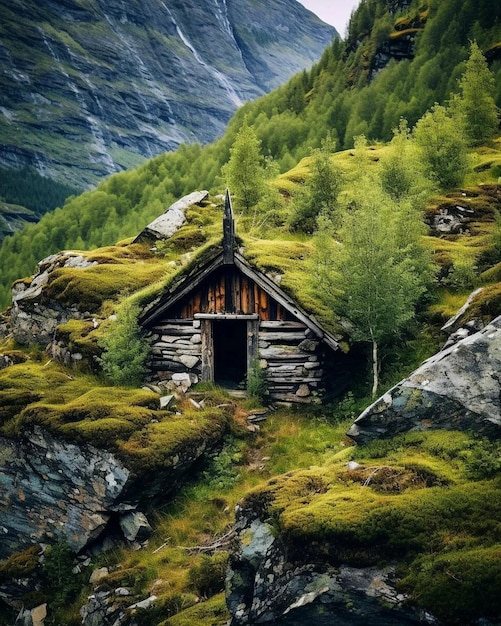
[371,339,379,399]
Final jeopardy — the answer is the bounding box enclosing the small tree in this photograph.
[414,103,469,189]
[457,41,498,146]
[380,118,433,206]
[98,298,149,386]
[315,173,429,398]
[290,135,343,233]
[222,118,265,212]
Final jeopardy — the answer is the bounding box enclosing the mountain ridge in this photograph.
[0,0,335,188]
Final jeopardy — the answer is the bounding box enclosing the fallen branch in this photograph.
[179,528,236,554]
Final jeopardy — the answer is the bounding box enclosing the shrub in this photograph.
[98,298,150,386]
[187,553,228,599]
[246,358,269,404]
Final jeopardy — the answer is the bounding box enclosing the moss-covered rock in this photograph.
[227,430,501,625]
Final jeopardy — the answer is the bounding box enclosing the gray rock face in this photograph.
[0,0,335,188]
[134,190,208,243]
[9,251,97,346]
[226,503,428,625]
[0,426,130,558]
[348,316,501,444]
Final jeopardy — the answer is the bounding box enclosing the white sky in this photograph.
[296,0,360,36]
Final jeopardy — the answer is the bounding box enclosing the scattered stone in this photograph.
[134,191,208,243]
[119,512,152,543]
[89,567,109,585]
[296,384,311,397]
[159,395,174,409]
[188,397,202,410]
[129,595,157,610]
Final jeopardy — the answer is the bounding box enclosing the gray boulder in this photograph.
[134,190,208,243]
[348,316,501,444]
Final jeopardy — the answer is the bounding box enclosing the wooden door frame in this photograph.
[195,314,259,383]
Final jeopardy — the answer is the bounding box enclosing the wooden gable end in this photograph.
[169,265,291,321]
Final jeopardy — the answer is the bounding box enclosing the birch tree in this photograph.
[314,145,430,397]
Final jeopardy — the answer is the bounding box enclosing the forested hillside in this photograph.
[0,0,500,310]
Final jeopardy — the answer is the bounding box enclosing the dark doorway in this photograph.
[213,320,247,386]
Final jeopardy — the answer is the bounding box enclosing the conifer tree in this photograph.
[222,118,265,212]
[457,41,498,146]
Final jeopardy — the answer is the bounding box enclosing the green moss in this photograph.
[0,360,231,478]
[45,263,168,312]
[0,546,39,582]
[56,319,101,361]
[240,429,501,620]
[160,593,229,626]
[403,546,501,625]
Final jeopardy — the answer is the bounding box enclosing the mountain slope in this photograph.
[0,0,335,188]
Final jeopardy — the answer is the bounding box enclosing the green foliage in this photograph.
[289,135,343,233]
[457,41,499,146]
[41,540,84,610]
[98,298,150,386]
[414,103,469,189]
[200,437,244,492]
[187,553,228,599]
[221,118,265,213]
[315,140,432,396]
[246,358,269,404]
[379,118,433,204]
[0,166,79,217]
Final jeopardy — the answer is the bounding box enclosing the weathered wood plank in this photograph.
[259,321,306,330]
[201,319,214,382]
[258,332,306,342]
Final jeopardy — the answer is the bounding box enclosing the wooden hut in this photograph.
[139,191,341,402]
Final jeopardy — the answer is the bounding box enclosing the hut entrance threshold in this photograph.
[195,314,259,387]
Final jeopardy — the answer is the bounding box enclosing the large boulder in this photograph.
[347,315,501,444]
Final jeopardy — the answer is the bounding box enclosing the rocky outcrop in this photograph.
[0,0,335,188]
[9,251,97,346]
[347,315,501,444]
[226,502,430,625]
[0,426,131,558]
[0,411,228,560]
[134,190,209,243]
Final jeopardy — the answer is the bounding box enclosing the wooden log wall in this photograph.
[147,319,202,382]
[258,321,324,403]
[173,267,288,321]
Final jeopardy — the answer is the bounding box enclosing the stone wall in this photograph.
[147,319,202,384]
[259,321,323,403]
[147,318,325,402]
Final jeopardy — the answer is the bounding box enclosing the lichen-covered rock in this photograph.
[9,251,97,346]
[347,315,501,443]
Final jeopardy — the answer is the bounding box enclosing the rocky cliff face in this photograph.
[0,0,335,188]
